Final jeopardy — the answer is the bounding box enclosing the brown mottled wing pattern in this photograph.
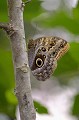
[28,37,70,81]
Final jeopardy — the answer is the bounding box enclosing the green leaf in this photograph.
[72,94,79,117]
[69,42,79,64]
[54,42,79,79]
[24,0,44,21]
[0,30,10,49]
[34,101,48,114]
[37,11,79,34]
[5,90,18,105]
[0,49,16,118]
[0,49,14,89]
[0,0,8,22]
[73,1,79,21]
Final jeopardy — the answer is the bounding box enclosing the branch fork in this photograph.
[0,23,16,36]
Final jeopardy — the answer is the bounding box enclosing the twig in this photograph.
[22,0,31,7]
[0,23,15,36]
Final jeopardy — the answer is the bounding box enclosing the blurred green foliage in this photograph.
[34,101,48,114]
[0,0,79,119]
[24,0,44,21]
[0,1,8,22]
[54,42,79,81]
[72,94,79,117]
[37,11,79,34]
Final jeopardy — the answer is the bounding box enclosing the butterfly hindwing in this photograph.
[28,36,69,81]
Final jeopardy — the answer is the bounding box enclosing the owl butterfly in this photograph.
[28,36,70,81]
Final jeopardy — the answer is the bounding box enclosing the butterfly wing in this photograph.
[28,37,69,81]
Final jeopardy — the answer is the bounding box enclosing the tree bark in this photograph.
[0,0,36,120]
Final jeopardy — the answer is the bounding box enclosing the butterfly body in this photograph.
[28,36,69,81]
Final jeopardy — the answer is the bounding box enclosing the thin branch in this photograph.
[23,0,31,4]
[22,0,31,9]
[0,22,15,36]
[0,23,9,30]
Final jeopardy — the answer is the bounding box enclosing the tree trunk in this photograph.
[0,0,36,120]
